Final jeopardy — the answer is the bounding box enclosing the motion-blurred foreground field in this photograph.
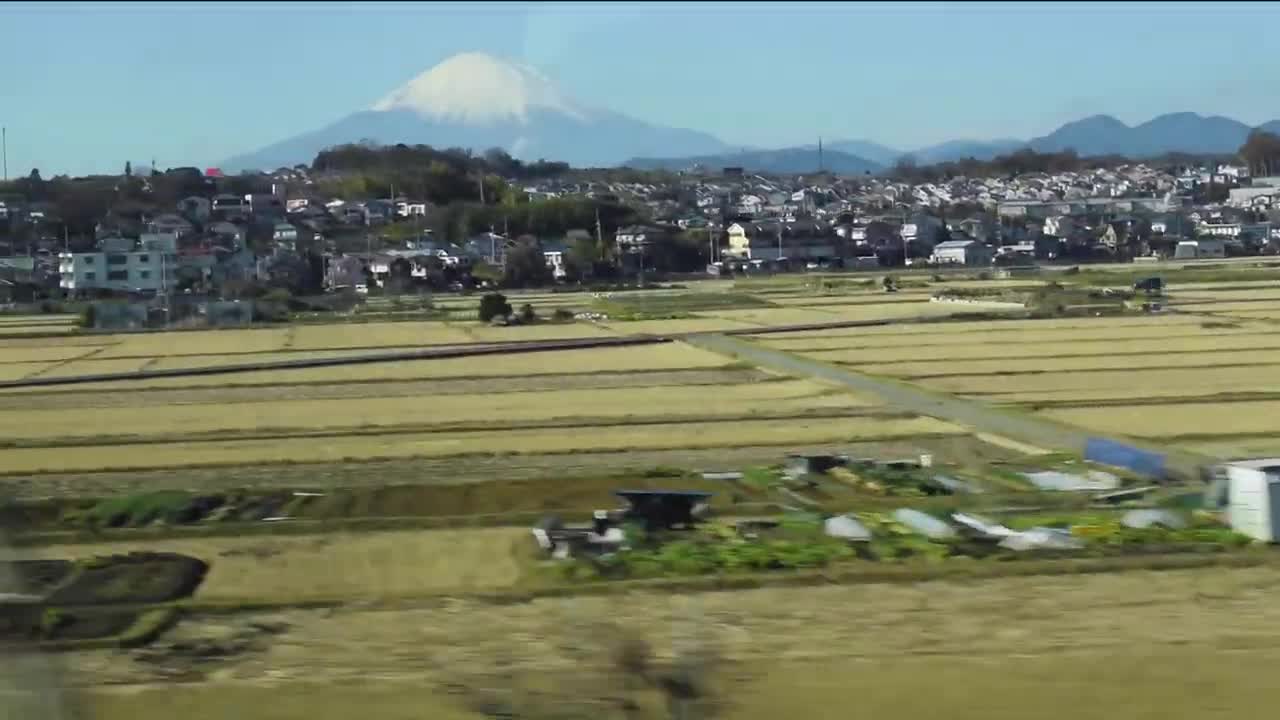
[63,564,1280,720]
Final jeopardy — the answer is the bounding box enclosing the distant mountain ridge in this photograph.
[625,146,882,176]
[219,57,1280,174]
[631,113,1280,175]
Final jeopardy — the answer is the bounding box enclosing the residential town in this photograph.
[4,154,1280,313]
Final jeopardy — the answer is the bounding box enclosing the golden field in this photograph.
[8,528,527,601]
[1038,400,1280,439]
[58,564,1280,720]
[0,379,876,442]
[754,322,1261,351]
[799,332,1280,365]
[0,415,964,474]
[92,327,290,357]
[857,348,1280,379]
[600,317,762,334]
[747,313,1218,340]
[288,321,474,349]
[0,342,738,393]
[925,365,1280,397]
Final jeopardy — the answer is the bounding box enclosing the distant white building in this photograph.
[60,250,176,294]
[1174,238,1226,259]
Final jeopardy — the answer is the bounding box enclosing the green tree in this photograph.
[502,239,554,288]
[564,233,600,281]
[124,161,132,177]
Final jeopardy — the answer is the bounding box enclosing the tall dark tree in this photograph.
[502,239,554,288]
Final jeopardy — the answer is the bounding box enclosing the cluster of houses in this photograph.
[6,159,1280,302]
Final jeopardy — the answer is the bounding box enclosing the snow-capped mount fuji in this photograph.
[220,52,729,172]
[370,52,589,124]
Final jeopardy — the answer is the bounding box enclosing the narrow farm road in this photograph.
[684,332,1209,479]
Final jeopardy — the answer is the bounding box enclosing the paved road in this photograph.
[684,333,1208,480]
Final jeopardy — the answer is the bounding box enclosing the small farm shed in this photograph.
[930,240,994,267]
[615,490,712,531]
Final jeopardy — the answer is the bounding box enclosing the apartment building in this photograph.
[59,234,178,294]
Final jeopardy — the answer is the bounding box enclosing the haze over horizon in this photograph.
[4,1,1279,176]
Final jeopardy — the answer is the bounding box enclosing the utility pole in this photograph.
[477,174,486,205]
[777,222,783,271]
[2,127,6,181]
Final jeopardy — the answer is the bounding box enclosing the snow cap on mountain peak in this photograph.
[371,52,587,124]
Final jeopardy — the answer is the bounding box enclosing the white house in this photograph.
[614,225,671,253]
[725,221,834,261]
[395,201,428,218]
[930,240,993,267]
[543,249,567,279]
[1199,221,1242,238]
[272,222,299,244]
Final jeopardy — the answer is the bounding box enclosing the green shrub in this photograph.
[84,491,197,528]
[520,303,537,323]
[478,292,513,322]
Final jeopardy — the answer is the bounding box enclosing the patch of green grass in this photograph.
[82,491,198,528]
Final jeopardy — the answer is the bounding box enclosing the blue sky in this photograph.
[3,1,1278,176]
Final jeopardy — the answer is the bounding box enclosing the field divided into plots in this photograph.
[0,313,989,484]
[744,280,1280,459]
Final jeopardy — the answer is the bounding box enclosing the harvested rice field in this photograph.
[1039,400,1280,440]
[451,322,618,342]
[750,306,1280,458]
[288,322,474,349]
[598,317,761,334]
[0,368,778,412]
[6,528,527,601]
[57,564,1280,720]
[0,415,965,474]
[0,379,877,443]
[92,327,290,357]
[0,342,737,392]
[855,349,1280,379]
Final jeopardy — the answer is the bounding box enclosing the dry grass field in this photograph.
[0,379,877,443]
[454,322,618,342]
[288,321,474,349]
[755,323,1260,351]
[599,317,762,334]
[1040,400,1280,439]
[59,564,1280,720]
[8,528,527,601]
[0,313,977,488]
[745,302,1280,456]
[0,415,963,474]
[857,349,1280,379]
[0,342,738,392]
